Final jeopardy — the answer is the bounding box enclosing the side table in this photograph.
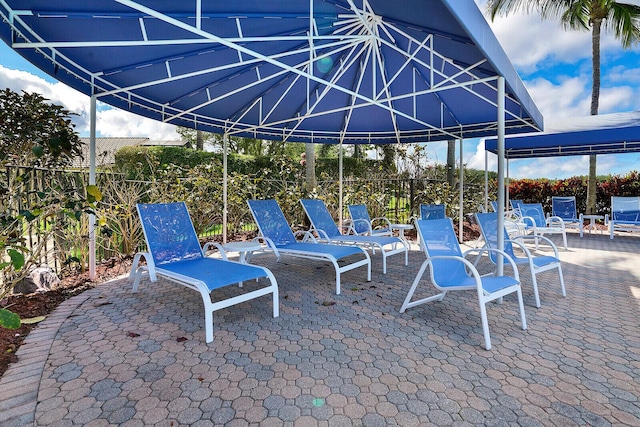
[222,241,262,264]
[582,214,604,235]
[390,223,413,244]
[222,241,262,287]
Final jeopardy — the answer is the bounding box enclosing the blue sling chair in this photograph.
[518,203,568,249]
[347,204,393,237]
[130,202,279,344]
[247,199,371,295]
[401,218,527,350]
[552,196,584,237]
[419,203,446,220]
[475,212,566,308]
[300,199,408,274]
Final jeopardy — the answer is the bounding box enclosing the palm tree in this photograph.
[487,0,640,213]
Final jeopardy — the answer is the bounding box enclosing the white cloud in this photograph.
[0,64,180,140]
[525,77,590,118]
[97,108,180,140]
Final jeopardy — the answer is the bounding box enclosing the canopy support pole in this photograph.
[458,138,464,243]
[506,158,510,208]
[497,76,506,275]
[223,133,228,244]
[484,148,489,212]
[339,141,344,226]
[89,94,96,281]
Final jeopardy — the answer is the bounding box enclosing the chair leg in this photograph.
[400,261,445,312]
[557,265,566,297]
[478,299,492,351]
[204,306,214,344]
[531,271,541,308]
[382,252,387,274]
[516,287,527,331]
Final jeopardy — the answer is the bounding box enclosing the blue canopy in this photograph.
[0,0,541,144]
[485,111,640,159]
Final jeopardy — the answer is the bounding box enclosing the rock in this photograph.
[12,266,60,294]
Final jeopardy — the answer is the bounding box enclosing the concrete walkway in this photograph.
[1,232,639,426]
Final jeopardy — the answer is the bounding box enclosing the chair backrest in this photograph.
[611,196,640,221]
[552,196,577,220]
[474,212,516,263]
[347,204,372,234]
[415,218,468,286]
[300,199,342,238]
[519,203,546,227]
[490,201,499,212]
[247,199,299,245]
[419,204,445,220]
[137,202,204,266]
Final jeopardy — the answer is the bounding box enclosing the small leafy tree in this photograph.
[1,88,99,329]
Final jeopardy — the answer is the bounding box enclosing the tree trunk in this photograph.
[353,144,361,159]
[586,19,602,214]
[305,143,316,192]
[446,139,455,186]
[196,130,204,151]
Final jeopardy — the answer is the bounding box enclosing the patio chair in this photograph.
[552,196,584,237]
[412,203,447,251]
[300,199,408,274]
[491,200,526,237]
[509,200,524,218]
[346,204,393,237]
[419,203,446,220]
[518,203,568,249]
[247,199,371,295]
[475,213,566,308]
[606,196,640,239]
[400,218,527,350]
[130,202,279,344]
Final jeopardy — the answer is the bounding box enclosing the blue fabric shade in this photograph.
[485,111,640,158]
[0,0,541,144]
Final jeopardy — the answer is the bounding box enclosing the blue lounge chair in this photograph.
[247,199,371,295]
[518,203,568,249]
[606,196,640,239]
[400,218,527,350]
[347,204,392,236]
[300,199,408,274]
[552,196,584,237]
[130,202,279,344]
[419,203,446,220]
[475,212,566,308]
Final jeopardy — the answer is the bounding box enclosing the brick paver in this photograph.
[1,232,639,426]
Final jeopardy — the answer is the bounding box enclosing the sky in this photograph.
[1,1,640,179]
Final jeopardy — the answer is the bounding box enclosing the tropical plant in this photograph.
[486,0,640,214]
[0,88,98,329]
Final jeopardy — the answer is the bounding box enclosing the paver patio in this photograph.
[1,232,639,426]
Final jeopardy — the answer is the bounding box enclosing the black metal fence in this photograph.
[2,165,489,280]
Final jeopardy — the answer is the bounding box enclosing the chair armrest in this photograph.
[129,251,153,281]
[295,229,319,243]
[351,218,373,235]
[448,248,520,282]
[202,242,228,260]
[251,236,281,259]
[371,216,392,230]
[341,220,358,235]
[512,234,559,257]
[313,228,331,242]
[519,215,537,231]
[546,215,566,230]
